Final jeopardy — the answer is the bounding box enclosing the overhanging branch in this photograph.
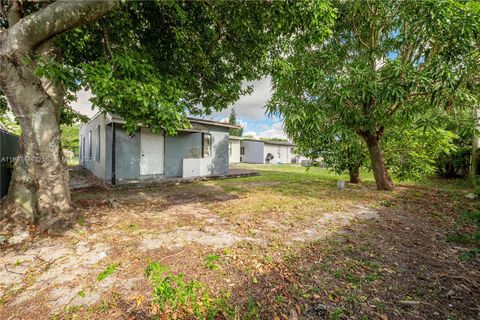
[2,0,120,54]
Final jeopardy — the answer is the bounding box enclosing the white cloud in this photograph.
[70,89,97,118]
[257,121,288,140]
[71,76,274,125]
[210,76,272,121]
[243,130,258,138]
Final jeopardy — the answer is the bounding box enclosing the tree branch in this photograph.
[7,0,23,27]
[2,0,120,54]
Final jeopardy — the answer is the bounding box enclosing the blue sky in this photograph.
[71,76,287,139]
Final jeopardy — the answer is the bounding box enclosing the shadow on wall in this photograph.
[207,134,229,175]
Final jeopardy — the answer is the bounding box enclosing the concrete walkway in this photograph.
[68,166,259,190]
[109,168,260,189]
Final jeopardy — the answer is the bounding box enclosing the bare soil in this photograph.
[0,165,478,320]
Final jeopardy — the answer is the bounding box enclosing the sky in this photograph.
[71,76,288,140]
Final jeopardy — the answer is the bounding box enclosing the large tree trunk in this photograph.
[0,52,73,233]
[362,131,394,191]
[0,0,120,234]
[348,165,361,183]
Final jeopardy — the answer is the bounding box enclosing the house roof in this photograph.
[229,135,295,147]
[103,113,240,130]
[187,117,240,129]
[262,140,295,147]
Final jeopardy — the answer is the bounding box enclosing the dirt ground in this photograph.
[0,164,479,320]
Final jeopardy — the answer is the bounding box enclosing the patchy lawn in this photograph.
[0,164,479,319]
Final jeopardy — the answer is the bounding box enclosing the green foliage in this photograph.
[204,254,220,271]
[97,263,119,281]
[228,109,243,137]
[60,125,80,155]
[53,0,335,135]
[434,108,476,178]
[279,108,368,178]
[383,124,457,181]
[0,113,20,135]
[447,184,480,261]
[329,307,345,320]
[145,262,229,319]
[268,0,480,184]
[448,207,480,262]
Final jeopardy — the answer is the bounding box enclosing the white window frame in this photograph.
[202,133,212,158]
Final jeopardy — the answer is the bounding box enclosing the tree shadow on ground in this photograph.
[212,185,479,320]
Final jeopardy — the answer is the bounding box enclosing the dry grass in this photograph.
[0,164,478,320]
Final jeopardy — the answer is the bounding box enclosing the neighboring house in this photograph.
[79,113,239,184]
[229,136,242,164]
[229,136,303,164]
[0,123,19,198]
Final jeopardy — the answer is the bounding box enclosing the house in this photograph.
[79,113,240,184]
[0,123,19,198]
[228,136,242,164]
[229,136,302,164]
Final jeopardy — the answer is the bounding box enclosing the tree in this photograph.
[0,1,335,233]
[60,125,81,156]
[270,103,367,183]
[268,0,480,190]
[382,119,457,181]
[228,108,243,136]
[260,138,289,143]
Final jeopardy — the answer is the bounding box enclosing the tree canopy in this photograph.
[268,0,480,189]
[0,0,335,232]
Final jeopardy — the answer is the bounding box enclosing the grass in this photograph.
[5,164,478,320]
[446,191,480,261]
[145,262,232,319]
[67,158,79,166]
[97,263,119,281]
[208,164,388,231]
[204,254,220,271]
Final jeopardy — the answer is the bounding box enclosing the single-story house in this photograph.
[229,136,303,164]
[228,136,242,164]
[79,113,239,184]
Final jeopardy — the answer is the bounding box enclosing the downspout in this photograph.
[111,122,116,185]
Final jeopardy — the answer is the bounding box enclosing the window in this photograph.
[240,146,245,156]
[202,133,212,158]
[229,142,232,156]
[88,131,92,159]
[96,125,101,162]
[82,135,85,160]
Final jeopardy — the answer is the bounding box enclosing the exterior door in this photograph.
[140,128,164,175]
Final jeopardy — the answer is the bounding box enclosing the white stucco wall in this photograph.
[79,114,106,180]
[182,129,230,178]
[229,139,241,163]
[183,158,212,178]
[263,143,295,164]
[242,140,264,163]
